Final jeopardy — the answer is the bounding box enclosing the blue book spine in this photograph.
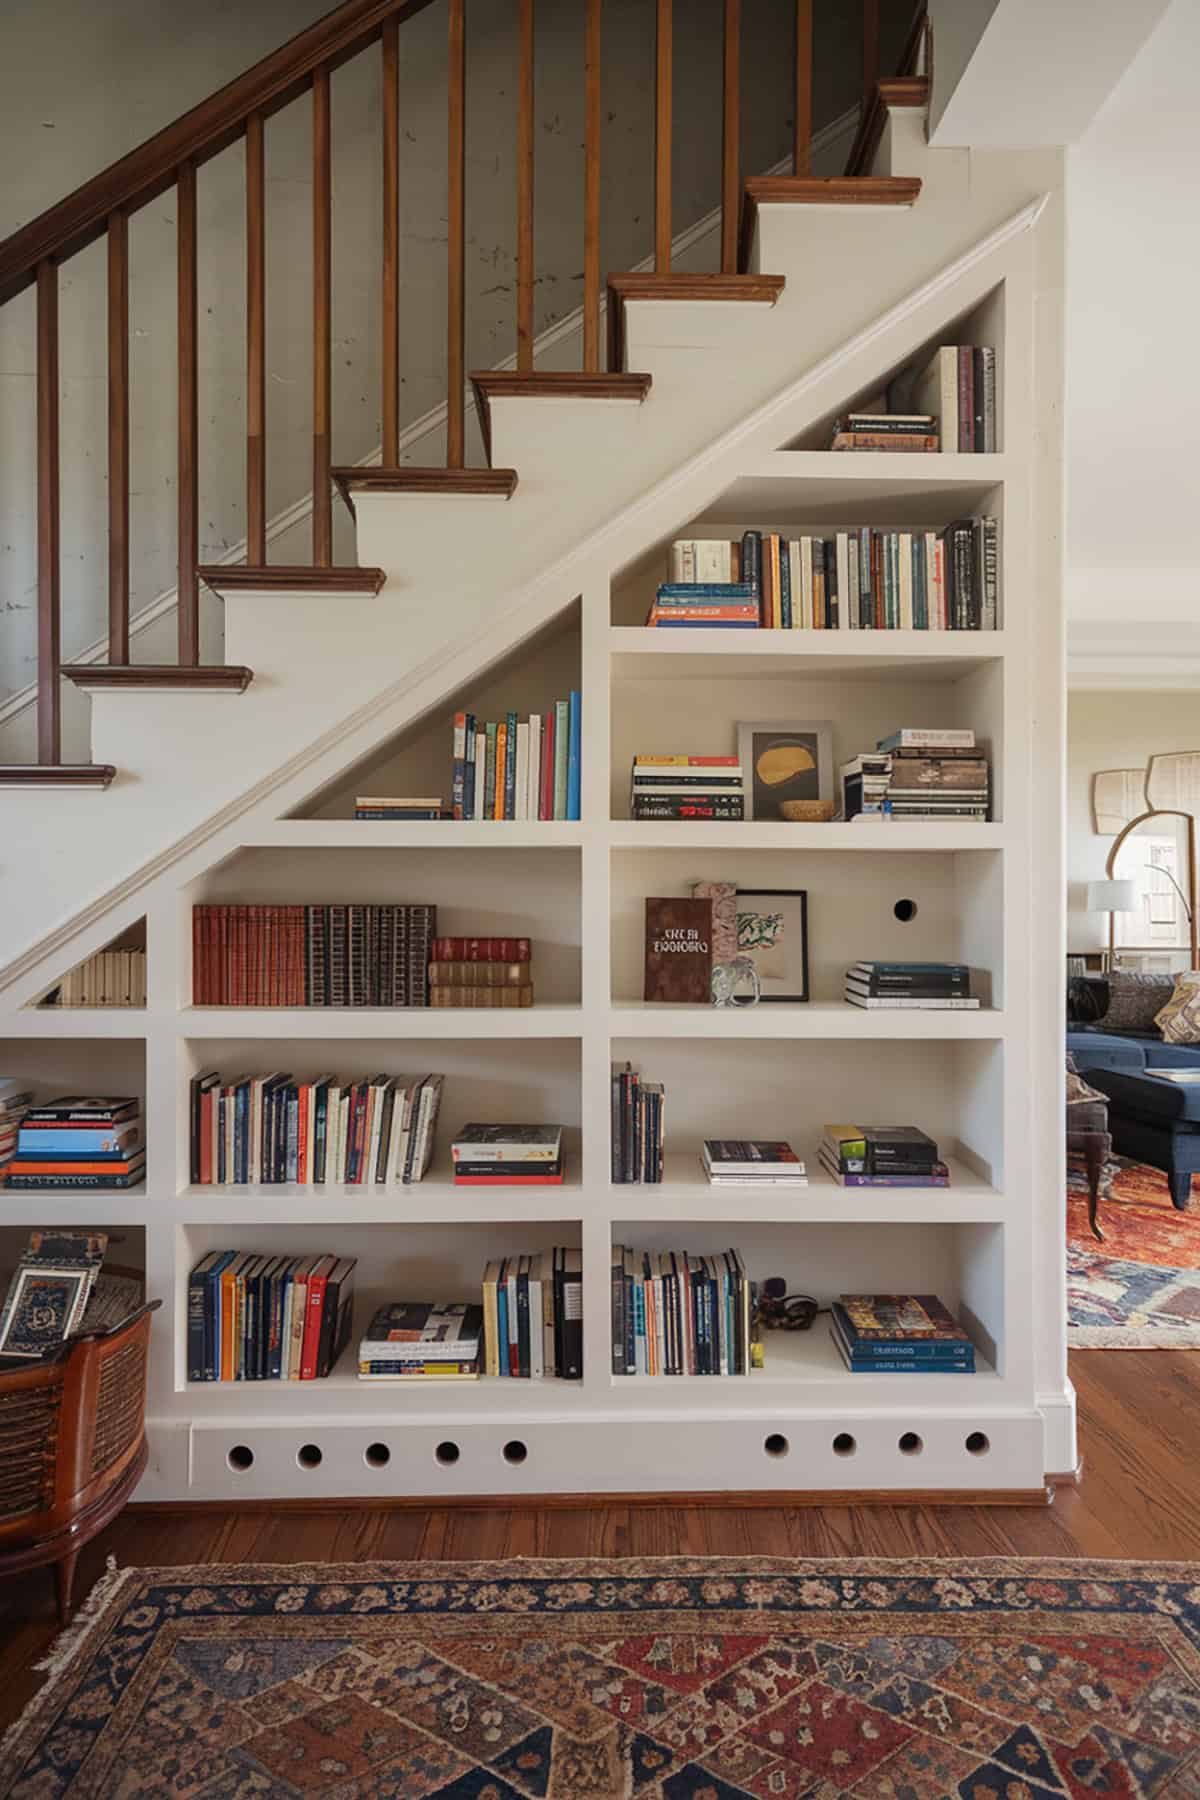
[16,1146,141,1162]
[496,1280,509,1377]
[187,1259,212,1382]
[504,710,518,819]
[845,1356,975,1373]
[567,690,581,821]
[656,582,758,601]
[16,1129,141,1153]
[236,1081,251,1184]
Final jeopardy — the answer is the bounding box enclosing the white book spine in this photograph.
[473,733,486,820]
[898,532,914,630]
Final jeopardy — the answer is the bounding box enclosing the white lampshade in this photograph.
[1087,879,1137,913]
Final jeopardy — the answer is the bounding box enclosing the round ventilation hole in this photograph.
[227,1444,254,1472]
[763,1433,789,1459]
[435,1440,461,1466]
[894,898,918,922]
[898,1431,924,1456]
[502,1439,528,1465]
[297,1442,323,1470]
[364,1442,391,1468]
[832,1432,857,1458]
[965,1430,991,1457]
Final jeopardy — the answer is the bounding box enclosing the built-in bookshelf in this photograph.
[0,268,1062,1502]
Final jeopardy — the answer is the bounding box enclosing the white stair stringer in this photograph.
[2,143,1061,988]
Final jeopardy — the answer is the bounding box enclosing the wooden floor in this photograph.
[1,1350,1197,1737]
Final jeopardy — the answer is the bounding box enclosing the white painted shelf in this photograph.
[8,1008,149,1037]
[608,821,1007,851]
[613,1324,998,1391]
[610,627,1005,681]
[248,821,584,849]
[611,1153,1003,1224]
[179,1005,584,1039]
[609,1001,1004,1039]
[173,1180,582,1225]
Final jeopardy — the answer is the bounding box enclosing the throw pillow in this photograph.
[1155,971,1200,1044]
[1100,970,1177,1034]
[1066,1060,1107,1105]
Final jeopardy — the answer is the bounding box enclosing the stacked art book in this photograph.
[354,796,448,820]
[4,1097,144,1191]
[451,1124,565,1185]
[187,1251,356,1382]
[481,1249,583,1378]
[630,755,745,822]
[843,728,989,822]
[702,1140,807,1189]
[357,1302,482,1381]
[0,1078,32,1183]
[429,936,534,1010]
[830,1295,976,1374]
[820,1126,950,1188]
[845,963,978,1011]
[188,1071,443,1185]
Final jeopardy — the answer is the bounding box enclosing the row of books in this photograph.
[354,796,449,821]
[452,1124,564,1186]
[4,1096,144,1191]
[451,698,581,821]
[188,1071,444,1186]
[845,963,978,1011]
[702,1140,807,1188]
[655,520,998,630]
[820,1125,950,1189]
[482,1250,583,1378]
[48,948,146,1008]
[430,939,535,1010]
[630,754,744,822]
[192,904,437,1008]
[843,728,989,822]
[187,1251,357,1382]
[828,411,939,453]
[911,345,998,454]
[611,1064,664,1183]
[832,1295,976,1373]
[612,1247,752,1376]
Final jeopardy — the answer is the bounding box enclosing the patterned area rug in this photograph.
[1067,1155,1200,1347]
[5,1557,1200,1797]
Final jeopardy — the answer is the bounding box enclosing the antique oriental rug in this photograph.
[4,1557,1200,1797]
[1067,1154,1200,1347]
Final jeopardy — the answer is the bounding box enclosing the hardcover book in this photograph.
[837,1294,972,1344]
[643,898,712,1004]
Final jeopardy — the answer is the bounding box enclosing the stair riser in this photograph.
[878,107,932,181]
[482,395,652,488]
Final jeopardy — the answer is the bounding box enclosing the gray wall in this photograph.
[0,0,906,705]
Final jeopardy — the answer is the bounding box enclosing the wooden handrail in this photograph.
[0,0,439,308]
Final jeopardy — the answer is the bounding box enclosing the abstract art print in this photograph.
[736,888,809,1001]
[738,718,834,820]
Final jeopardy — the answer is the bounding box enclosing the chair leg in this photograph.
[1169,1168,1193,1211]
[55,1548,80,1625]
[1084,1140,1105,1241]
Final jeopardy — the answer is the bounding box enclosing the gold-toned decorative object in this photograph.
[1092,769,1144,836]
[779,799,836,822]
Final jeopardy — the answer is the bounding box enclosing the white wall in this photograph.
[1067,689,1200,952]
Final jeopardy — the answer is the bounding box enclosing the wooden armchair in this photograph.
[0,1299,160,1621]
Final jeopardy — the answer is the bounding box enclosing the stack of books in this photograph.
[451,697,581,820]
[652,523,997,631]
[429,936,533,1009]
[831,1294,976,1373]
[820,1125,950,1188]
[187,1251,357,1382]
[912,345,997,452]
[49,948,146,1007]
[188,1070,444,1185]
[0,1079,32,1184]
[630,755,745,821]
[611,1063,665,1183]
[844,728,989,822]
[192,903,437,1007]
[451,1123,565,1185]
[830,412,938,452]
[701,1139,808,1187]
[611,1246,752,1375]
[845,963,977,1010]
[0,1230,109,1359]
[5,1097,144,1191]
[354,796,449,820]
[357,1301,481,1381]
[482,1249,583,1378]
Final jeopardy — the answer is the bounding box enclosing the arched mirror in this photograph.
[1106,808,1198,968]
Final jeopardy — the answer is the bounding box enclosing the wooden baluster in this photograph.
[720,0,740,273]
[36,260,61,764]
[312,67,333,565]
[582,0,601,371]
[177,160,199,666]
[446,0,466,466]
[863,0,880,107]
[516,0,534,369]
[246,112,266,565]
[382,19,400,464]
[107,213,130,664]
[654,0,672,272]
[793,0,813,176]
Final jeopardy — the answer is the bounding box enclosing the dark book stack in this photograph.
[0,1078,32,1184]
[187,1251,356,1382]
[4,1097,144,1191]
[820,1125,950,1189]
[611,1063,665,1184]
[189,1070,443,1186]
[843,729,989,822]
[702,1140,807,1188]
[451,1123,565,1185]
[911,345,997,453]
[452,696,581,821]
[358,1302,481,1380]
[482,1249,582,1378]
[429,936,533,1009]
[630,756,745,821]
[611,1247,752,1376]
[830,412,938,452]
[845,963,978,1011]
[192,903,436,1006]
[831,1294,976,1373]
[354,794,449,820]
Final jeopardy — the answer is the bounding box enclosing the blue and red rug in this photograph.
[1068,1155,1200,1347]
[4,1557,1200,1796]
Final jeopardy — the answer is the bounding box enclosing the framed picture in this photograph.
[737,719,834,821]
[736,888,809,1002]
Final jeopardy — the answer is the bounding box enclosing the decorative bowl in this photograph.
[778,799,836,822]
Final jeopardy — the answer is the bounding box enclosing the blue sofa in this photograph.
[1066,1025,1200,1075]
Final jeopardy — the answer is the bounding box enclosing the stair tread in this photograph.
[331,466,518,515]
[742,176,922,205]
[61,665,253,693]
[197,565,386,594]
[0,764,116,789]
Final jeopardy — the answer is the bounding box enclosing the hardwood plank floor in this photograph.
[0,1350,1195,1737]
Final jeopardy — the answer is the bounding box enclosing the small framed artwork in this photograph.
[736,888,809,1002]
[737,719,834,821]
